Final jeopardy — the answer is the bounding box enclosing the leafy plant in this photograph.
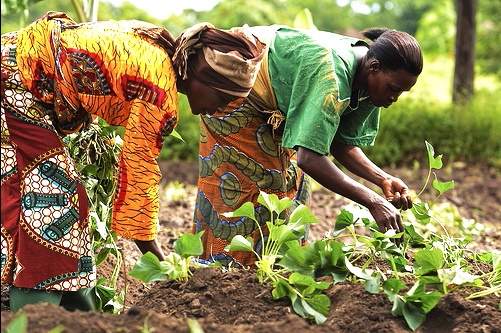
[125,141,498,331]
[225,193,318,281]
[383,279,442,331]
[225,192,329,323]
[466,251,501,301]
[129,232,204,283]
[66,118,187,312]
[222,141,498,331]
[65,118,124,313]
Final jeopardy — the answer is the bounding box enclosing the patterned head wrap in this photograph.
[173,23,266,97]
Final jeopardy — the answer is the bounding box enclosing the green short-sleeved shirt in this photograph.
[267,27,380,155]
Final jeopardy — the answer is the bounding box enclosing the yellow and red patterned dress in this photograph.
[1,12,178,290]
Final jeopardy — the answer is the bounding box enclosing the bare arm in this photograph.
[296,146,404,237]
[330,141,412,210]
[135,239,165,261]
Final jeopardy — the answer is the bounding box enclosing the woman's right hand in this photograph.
[367,198,404,245]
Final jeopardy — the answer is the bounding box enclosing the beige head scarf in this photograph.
[172,23,266,97]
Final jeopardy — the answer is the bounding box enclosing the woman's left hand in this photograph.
[381,177,413,210]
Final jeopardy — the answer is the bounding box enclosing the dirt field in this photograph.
[1,161,500,333]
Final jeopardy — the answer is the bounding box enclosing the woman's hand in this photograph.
[297,146,408,245]
[367,197,404,245]
[381,177,413,210]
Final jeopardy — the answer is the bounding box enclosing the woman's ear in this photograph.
[370,60,380,72]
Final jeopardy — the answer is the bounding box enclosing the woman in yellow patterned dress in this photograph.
[1,11,264,311]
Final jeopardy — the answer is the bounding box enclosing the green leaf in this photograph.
[403,224,426,246]
[293,8,318,30]
[289,272,331,291]
[288,204,319,229]
[492,251,501,285]
[405,281,443,313]
[47,325,65,333]
[411,202,431,223]
[223,202,256,221]
[128,252,168,283]
[432,175,454,195]
[383,278,406,299]
[186,318,204,333]
[89,211,108,240]
[269,224,301,244]
[390,296,405,317]
[95,284,116,310]
[278,240,342,277]
[345,258,380,294]
[277,197,295,214]
[101,288,125,314]
[333,210,354,235]
[363,274,381,294]
[403,302,427,331]
[345,257,373,280]
[94,246,111,266]
[173,231,204,258]
[278,245,317,276]
[100,124,124,137]
[300,295,329,324]
[79,164,100,177]
[170,129,185,142]
[425,141,443,170]
[414,248,444,275]
[5,312,27,333]
[258,191,293,214]
[226,235,254,252]
[271,279,293,299]
[163,252,190,281]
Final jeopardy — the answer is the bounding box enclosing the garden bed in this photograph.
[1,161,499,333]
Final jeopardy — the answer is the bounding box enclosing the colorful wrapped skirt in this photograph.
[1,32,95,291]
[193,99,310,268]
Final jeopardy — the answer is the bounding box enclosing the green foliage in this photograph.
[222,142,498,330]
[225,192,318,281]
[384,279,442,331]
[476,0,501,77]
[129,232,205,283]
[4,312,27,333]
[225,192,329,324]
[466,251,501,300]
[414,1,455,55]
[65,119,125,313]
[127,141,498,330]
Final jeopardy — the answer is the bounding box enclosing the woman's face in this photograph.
[366,65,418,108]
[185,78,237,115]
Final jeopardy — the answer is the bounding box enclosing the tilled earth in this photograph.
[2,161,500,333]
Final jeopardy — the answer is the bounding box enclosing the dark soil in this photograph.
[2,161,500,333]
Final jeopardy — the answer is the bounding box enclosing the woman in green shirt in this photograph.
[193,26,423,267]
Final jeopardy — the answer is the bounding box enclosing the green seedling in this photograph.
[129,231,204,283]
[225,192,330,323]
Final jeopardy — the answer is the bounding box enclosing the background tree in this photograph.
[452,0,476,103]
